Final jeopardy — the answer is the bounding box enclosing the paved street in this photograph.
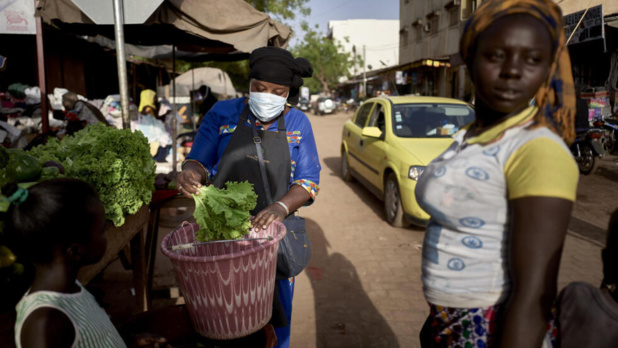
[97,110,618,347]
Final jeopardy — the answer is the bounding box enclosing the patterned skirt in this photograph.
[420,304,558,348]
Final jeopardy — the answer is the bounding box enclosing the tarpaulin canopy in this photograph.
[165,67,236,98]
[87,34,249,63]
[36,0,292,56]
[35,0,291,173]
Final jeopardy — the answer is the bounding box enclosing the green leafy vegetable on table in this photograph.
[192,181,257,242]
[28,124,156,226]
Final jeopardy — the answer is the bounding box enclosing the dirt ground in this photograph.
[90,110,618,347]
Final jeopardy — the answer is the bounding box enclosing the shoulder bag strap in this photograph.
[250,114,274,205]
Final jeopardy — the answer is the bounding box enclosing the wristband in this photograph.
[275,201,290,216]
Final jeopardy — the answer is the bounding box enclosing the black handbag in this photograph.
[277,214,311,279]
[251,116,311,279]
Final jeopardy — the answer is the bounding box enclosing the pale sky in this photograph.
[287,0,400,48]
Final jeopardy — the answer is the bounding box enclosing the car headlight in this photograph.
[408,166,425,181]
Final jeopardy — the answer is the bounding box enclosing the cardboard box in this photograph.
[437,127,451,135]
[589,97,609,108]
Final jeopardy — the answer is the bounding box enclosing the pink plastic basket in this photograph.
[161,221,286,340]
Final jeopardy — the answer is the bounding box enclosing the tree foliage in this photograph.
[245,0,311,22]
[291,23,363,95]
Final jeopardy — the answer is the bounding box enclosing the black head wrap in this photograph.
[249,47,313,104]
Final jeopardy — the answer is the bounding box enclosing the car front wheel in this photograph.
[384,173,409,228]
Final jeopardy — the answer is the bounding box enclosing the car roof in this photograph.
[369,95,470,106]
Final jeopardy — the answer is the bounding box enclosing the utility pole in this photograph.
[112,0,130,129]
[352,45,357,76]
[363,45,367,99]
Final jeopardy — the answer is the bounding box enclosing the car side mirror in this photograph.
[362,126,383,139]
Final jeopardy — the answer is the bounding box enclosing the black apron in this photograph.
[211,105,291,328]
[212,106,290,214]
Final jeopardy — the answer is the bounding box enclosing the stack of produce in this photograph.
[0,147,64,199]
[26,124,156,226]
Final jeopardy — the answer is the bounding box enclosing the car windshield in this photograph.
[391,103,475,138]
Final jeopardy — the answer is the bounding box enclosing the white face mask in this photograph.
[248,90,288,123]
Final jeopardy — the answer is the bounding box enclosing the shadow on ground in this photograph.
[322,156,387,221]
[322,156,425,233]
[305,218,400,347]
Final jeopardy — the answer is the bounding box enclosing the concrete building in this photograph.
[398,0,474,98]
[556,0,618,96]
[397,0,618,101]
[328,19,400,80]
[559,0,618,20]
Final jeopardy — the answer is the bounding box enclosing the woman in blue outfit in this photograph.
[177,47,321,348]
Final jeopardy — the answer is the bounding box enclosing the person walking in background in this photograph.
[556,209,618,347]
[62,91,110,135]
[62,91,110,126]
[138,89,158,117]
[196,85,218,122]
[575,87,591,130]
[415,0,578,346]
[134,89,172,161]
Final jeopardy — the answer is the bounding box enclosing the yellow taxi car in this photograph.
[341,95,475,227]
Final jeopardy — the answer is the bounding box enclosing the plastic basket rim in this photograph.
[160,220,286,263]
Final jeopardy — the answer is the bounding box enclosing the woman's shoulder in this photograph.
[524,126,571,152]
[285,108,312,129]
[211,98,245,113]
[502,124,571,155]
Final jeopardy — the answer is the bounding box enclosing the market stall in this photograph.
[1,0,293,319]
[35,0,292,172]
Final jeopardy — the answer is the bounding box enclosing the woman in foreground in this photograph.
[415,0,578,346]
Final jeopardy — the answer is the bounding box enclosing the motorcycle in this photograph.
[342,98,357,114]
[570,128,606,175]
[592,118,618,154]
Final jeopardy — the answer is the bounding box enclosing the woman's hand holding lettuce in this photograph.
[192,181,257,242]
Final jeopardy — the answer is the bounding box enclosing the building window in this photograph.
[426,11,440,36]
[412,18,423,42]
[430,17,439,35]
[449,8,459,26]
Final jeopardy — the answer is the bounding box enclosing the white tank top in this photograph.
[14,281,126,348]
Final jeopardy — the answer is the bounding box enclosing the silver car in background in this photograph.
[314,97,336,115]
